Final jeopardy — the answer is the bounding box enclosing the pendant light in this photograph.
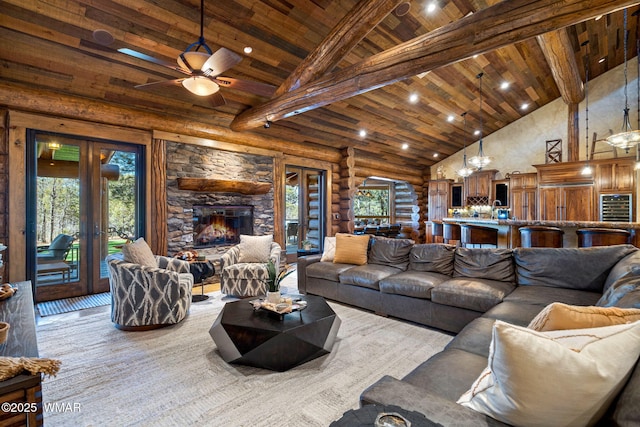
[468,72,493,169]
[456,112,475,178]
[606,9,640,152]
[581,40,592,176]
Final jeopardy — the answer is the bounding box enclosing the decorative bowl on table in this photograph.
[0,321,10,344]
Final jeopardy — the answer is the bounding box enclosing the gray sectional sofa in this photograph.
[297,237,640,426]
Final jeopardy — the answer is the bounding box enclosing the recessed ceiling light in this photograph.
[473,54,479,59]
[409,93,419,103]
[474,130,481,136]
[433,153,439,158]
[243,46,253,54]
[359,130,367,138]
[521,103,529,110]
[598,57,606,63]
[447,115,455,122]
[426,2,437,13]
[402,143,409,150]
[500,81,510,90]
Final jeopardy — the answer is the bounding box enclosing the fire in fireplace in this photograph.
[193,205,253,248]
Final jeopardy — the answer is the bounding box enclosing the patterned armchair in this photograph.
[220,242,281,297]
[106,252,193,330]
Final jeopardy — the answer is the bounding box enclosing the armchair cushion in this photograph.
[237,234,273,263]
[121,237,156,267]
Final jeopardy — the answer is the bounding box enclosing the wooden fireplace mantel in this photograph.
[177,177,272,195]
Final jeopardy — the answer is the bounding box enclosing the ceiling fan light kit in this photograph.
[182,77,220,96]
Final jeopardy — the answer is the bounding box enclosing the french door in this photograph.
[26,131,145,302]
[284,166,326,262]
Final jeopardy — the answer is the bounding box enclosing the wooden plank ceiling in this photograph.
[1,0,639,169]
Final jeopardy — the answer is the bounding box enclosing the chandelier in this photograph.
[606,9,640,152]
[456,112,475,178]
[468,72,493,169]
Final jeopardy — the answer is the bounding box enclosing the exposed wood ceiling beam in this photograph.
[231,0,640,132]
[537,28,586,161]
[274,0,405,97]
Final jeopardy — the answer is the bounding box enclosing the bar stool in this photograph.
[519,226,564,248]
[431,220,444,243]
[576,228,630,247]
[443,222,461,246]
[460,224,498,248]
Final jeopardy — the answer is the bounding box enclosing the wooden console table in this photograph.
[0,281,43,426]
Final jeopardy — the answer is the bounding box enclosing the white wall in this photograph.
[431,61,639,180]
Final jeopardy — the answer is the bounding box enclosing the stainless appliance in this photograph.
[599,194,632,222]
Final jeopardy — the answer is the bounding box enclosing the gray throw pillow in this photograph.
[368,236,414,270]
[121,237,156,267]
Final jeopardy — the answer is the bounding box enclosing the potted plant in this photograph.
[266,260,294,303]
[301,240,313,250]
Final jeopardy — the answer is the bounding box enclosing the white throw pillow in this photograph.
[121,237,156,267]
[457,320,640,427]
[320,236,336,262]
[237,235,273,263]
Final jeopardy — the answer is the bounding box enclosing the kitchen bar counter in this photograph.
[430,218,640,248]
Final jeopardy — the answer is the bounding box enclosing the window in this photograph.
[354,183,393,224]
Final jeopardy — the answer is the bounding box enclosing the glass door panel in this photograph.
[28,131,144,302]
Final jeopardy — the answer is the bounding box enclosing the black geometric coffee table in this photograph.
[209,294,341,371]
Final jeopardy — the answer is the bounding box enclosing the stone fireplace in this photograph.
[166,141,274,258]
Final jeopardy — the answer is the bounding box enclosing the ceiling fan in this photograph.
[117,0,274,107]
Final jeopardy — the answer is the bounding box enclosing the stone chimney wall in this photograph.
[165,141,274,258]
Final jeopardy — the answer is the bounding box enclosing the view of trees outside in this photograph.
[37,150,137,245]
[285,184,298,221]
[354,186,390,222]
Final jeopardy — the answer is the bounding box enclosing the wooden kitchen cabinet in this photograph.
[539,185,595,221]
[464,170,497,201]
[596,158,635,192]
[428,179,452,221]
[509,173,537,220]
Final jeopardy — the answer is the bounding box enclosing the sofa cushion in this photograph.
[458,320,640,427]
[306,262,355,282]
[528,302,640,331]
[597,274,640,309]
[334,233,370,265]
[482,301,545,327]
[402,348,488,402]
[379,271,450,299]
[409,244,456,275]
[430,278,515,312]
[514,246,637,292]
[609,359,640,426]
[453,248,515,283]
[504,285,602,307]
[603,246,640,292]
[339,264,401,290]
[320,236,336,262]
[445,317,495,358]
[368,236,414,270]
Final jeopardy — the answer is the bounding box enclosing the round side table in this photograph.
[188,260,215,302]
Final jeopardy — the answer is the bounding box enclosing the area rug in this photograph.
[36,292,111,317]
[37,291,452,426]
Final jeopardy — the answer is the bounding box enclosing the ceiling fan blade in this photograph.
[134,79,184,90]
[208,92,226,108]
[201,47,243,77]
[215,77,276,98]
[119,48,190,75]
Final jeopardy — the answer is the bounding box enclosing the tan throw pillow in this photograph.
[121,237,156,267]
[458,320,640,427]
[320,236,336,262]
[237,235,273,263]
[528,302,640,332]
[333,233,370,265]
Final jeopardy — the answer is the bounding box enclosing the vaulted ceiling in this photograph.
[1,0,639,169]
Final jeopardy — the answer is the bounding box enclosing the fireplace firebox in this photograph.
[193,205,253,248]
